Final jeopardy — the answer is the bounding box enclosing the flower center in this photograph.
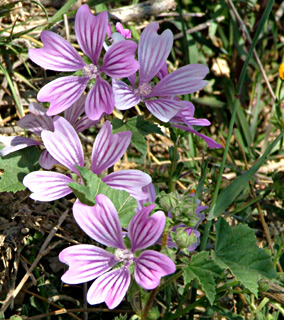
[82,64,98,79]
[114,248,134,264]
[139,82,152,97]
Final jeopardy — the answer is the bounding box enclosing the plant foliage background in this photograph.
[1,0,284,319]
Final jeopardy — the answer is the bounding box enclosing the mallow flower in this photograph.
[0,96,96,169]
[23,117,151,202]
[29,4,139,120]
[112,22,209,122]
[170,100,222,149]
[59,194,176,309]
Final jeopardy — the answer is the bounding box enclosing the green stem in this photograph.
[208,0,275,216]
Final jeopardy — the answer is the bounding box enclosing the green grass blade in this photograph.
[48,0,78,25]
[208,129,284,219]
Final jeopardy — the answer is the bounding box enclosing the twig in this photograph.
[25,307,133,320]
[0,209,69,313]
[174,16,225,40]
[23,289,81,320]
[108,0,176,23]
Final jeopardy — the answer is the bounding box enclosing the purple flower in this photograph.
[23,117,151,202]
[28,5,139,120]
[170,100,222,149]
[59,194,176,309]
[112,22,209,122]
[0,97,96,169]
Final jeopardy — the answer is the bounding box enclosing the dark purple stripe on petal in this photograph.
[75,5,108,65]
[149,64,209,97]
[145,98,185,123]
[87,268,130,309]
[134,250,175,290]
[23,171,73,201]
[138,22,173,84]
[101,40,139,78]
[59,245,117,284]
[28,30,85,71]
[41,116,84,174]
[73,194,125,249]
[129,205,166,252]
[38,76,89,116]
[85,77,114,121]
[112,78,140,110]
[91,120,131,174]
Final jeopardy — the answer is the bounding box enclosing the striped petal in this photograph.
[41,116,84,175]
[59,245,117,284]
[145,98,185,123]
[85,76,114,121]
[87,267,130,309]
[73,115,97,133]
[23,171,73,201]
[112,78,140,110]
[91,120,131,174]
[149,64,209,97]
[28,102,47,115]
[38,76,89,116]
[0,136,41,157]
[29,30,85,71]
[64,95,86,126]
[138,22,173,84]
[17,113,54,135]
[129,205,165,252]
[75,5,107,65]
[102,170,152,201]
[101,40,139,78]
[38,149,57,169]
[172,124,222,149]
[134,250,176,290]
[73,194,125,249]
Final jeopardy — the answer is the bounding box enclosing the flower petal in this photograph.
[149,64,209,97]
[101,40,139,78]
[85,76,114,121]
[73,115,97,133]
[41,116,84,175]
[29,102,47,115]
[29,30,85,71]
[0,136,41,157]
[137,183,157,211]
[17,113,54,135]
[38,149,57,169]
[91,121,131,174]
[38,76,89,116]
[135,250,176,290]
[59,244,117,284]
[75,5,108,65]
[172,124,222,149]
[138,22,173,84]
[129,205,165,252]
[112,78,140,110]
[115,22,131,38]
[102,170,152,201]
[63,95,86,126]
[23,171,73,201]
[87,267,130,309]
[73,194,125,249]
[145,98,185,122]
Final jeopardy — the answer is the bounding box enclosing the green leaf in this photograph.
[0,147,40,192]
[212,218,277,296]
[48,0,78,24]
[112,116,162,157]
[68,166,137,227]
[209,129,284,219]
[183,251,223,305]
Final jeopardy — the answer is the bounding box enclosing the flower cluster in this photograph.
[0,3,219,310]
